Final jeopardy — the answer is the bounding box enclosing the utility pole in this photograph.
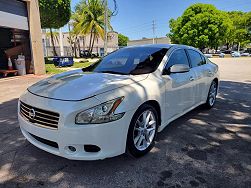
[152,20,156,44]
[104,0,108,56]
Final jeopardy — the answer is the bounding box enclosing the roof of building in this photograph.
[125,44,198,50]
[128,37,169,42]
[125,44,174,49]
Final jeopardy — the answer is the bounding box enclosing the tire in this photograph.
[126,104,159,158]
[204,80,217,109]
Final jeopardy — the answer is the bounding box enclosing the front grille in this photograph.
[20,101,59,130]
[29,133,59,148]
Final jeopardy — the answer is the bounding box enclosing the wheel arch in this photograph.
[139,100,161,125]
[126,100,161,157]
[212,78,219,94]
[213,78,218,85]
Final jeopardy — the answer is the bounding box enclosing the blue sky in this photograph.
[70,0,251,40]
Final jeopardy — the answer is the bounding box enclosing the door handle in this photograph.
[189,76,195,81]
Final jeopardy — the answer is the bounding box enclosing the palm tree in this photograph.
[72,0,112,54]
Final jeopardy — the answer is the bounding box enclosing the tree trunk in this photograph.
[90,33,96,54]
[50,28,58,56]
[74,37,77,58]
[88,30,93,54]
[78,38,81,57]
[82,36,85,50]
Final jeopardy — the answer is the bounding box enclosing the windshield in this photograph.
[86,47,168,75]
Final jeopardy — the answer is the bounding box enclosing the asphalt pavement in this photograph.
[0,58,250,188]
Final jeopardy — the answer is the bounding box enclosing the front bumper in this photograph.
[18,92,134,160]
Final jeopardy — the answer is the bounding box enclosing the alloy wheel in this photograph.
[133,110,157,151]
[209,82,217,106]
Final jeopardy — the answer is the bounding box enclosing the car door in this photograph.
[186,49,209,104]
[162,49,196,121]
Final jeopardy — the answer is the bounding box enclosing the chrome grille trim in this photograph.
[20,101,59,130]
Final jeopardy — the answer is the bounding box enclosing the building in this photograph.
[127,37,171,46]
[0,0,45,75]
[42,31,119,57]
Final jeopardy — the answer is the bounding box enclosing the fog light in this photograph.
[84,145,101,153]
[68,146,76,152]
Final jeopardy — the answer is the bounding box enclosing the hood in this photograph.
[28,70,148,101]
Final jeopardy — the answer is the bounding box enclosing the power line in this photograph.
[117,22,153,32]
[118,25,152,33]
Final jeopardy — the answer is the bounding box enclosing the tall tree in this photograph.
[227,11,251,50]
[39,0,71,56]
[118,33,129,47]
[72,0,113,54]
[168,4,232,50]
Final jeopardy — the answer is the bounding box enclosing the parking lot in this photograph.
[0,58,250,188]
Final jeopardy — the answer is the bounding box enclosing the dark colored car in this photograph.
[80,50,98,58]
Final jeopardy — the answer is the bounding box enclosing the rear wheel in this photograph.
[204,81,217,109]
[126,104,158,157]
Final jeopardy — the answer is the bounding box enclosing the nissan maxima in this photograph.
[18,44,219,160]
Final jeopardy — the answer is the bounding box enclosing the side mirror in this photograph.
[163,64,190,75]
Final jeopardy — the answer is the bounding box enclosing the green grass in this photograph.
[72,61,93,68]
[45,64,66,74]
[45,58,94,74]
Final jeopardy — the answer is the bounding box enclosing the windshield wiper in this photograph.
[98,71,128,75]
[82,60,101,72]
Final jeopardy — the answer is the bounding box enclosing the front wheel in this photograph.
[204,81,217,109]
[126,104,159,158]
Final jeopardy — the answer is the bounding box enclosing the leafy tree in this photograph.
[168,4,232,50]
[227,11,251,50]
[72,0,113,54]
[39,0,71,56]
[118,33,129,46]
[247,12,251,33]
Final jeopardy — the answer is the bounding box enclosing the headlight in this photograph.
[75,97,125,124]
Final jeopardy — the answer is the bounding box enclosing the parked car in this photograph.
[80,50,98,58]
[240,52,250,57]
[221,50,232,54]
[219,53,225,58]
[231,51,241,57]
[18,44,219,160]
[204,54,213,58]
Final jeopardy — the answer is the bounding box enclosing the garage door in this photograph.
[0,0,28,30]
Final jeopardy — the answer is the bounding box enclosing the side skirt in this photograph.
[158,101,206,132]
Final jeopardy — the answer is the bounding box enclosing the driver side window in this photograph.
[165,49,189,70]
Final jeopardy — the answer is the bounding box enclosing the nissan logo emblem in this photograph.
[29,109,36,119]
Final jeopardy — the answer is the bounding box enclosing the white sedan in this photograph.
[18,44,219,160]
